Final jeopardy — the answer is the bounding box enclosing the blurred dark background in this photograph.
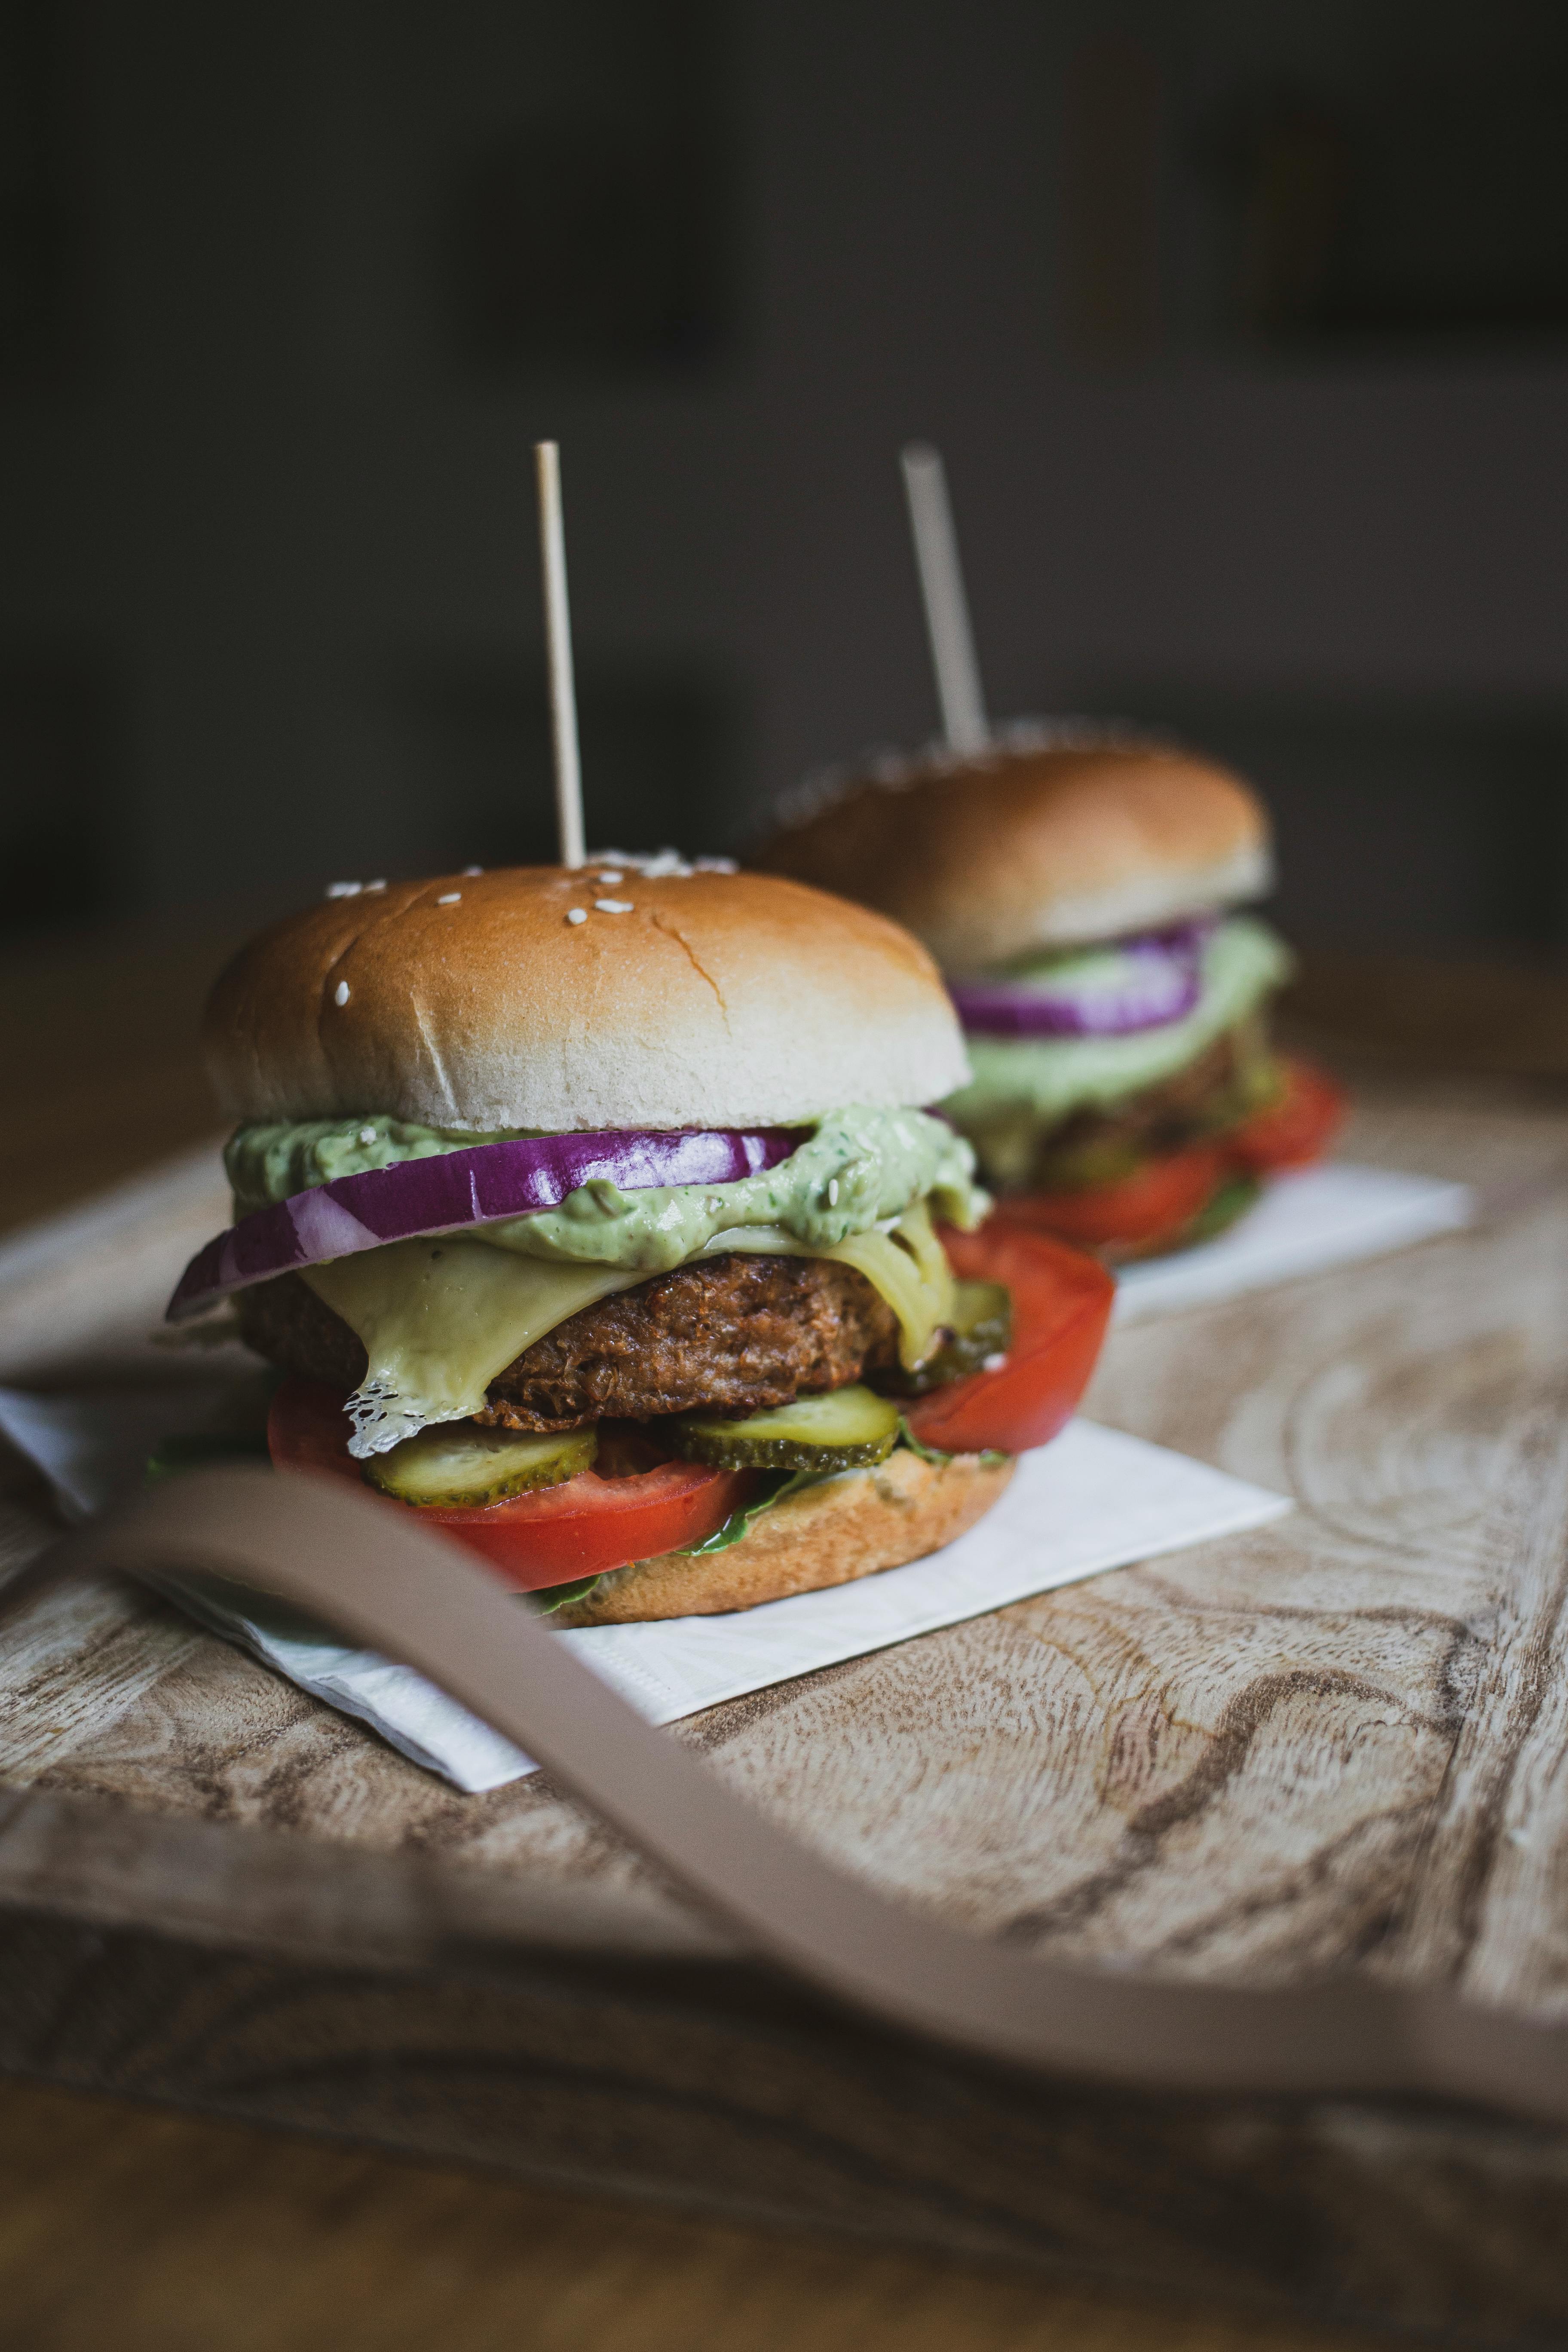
[5,0,1568,958]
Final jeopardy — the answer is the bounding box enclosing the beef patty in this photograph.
[1032,1029,1248,1178]
[237,1252,902,1433]
[966,1019,1275,1192]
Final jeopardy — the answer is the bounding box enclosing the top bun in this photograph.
[754,733,1272,971]
[203,860,968,1132]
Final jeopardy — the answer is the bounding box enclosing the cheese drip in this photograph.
[302,1202,956,1456]
[303,1242,643,1455]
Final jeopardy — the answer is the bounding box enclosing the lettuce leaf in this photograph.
[528,1573,605,1616]
[678,1466,830,1555]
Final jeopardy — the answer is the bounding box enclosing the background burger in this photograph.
[754,726,1344,1262]
[169,856,1113,1623]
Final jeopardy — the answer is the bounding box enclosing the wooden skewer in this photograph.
[534,440,586,868]
[900,442,988,756]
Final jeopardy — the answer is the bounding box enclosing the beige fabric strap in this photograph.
[46,1465,1568,2122]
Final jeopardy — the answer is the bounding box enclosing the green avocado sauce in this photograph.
[943,916,1293,1129]
[225,1105,986,1276]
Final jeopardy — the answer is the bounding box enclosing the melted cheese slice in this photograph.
[303,1237,643,1456]
[304,1200,958,1457]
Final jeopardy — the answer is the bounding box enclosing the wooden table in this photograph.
[0,2074,1401,2352]
[3,919,1568,2352]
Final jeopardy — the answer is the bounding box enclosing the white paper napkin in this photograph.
[1113,1163,1472,1323]
[0,1385,1289,1794]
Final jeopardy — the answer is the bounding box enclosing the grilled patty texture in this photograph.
[237,1251,901,1433]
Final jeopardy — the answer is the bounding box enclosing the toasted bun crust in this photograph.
[551,1446,1014,1625]
[755,740,1272,969]
[203,864,968,1131]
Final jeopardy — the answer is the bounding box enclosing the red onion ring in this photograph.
[167,1126,801,1324]
[950,923,1211,1039]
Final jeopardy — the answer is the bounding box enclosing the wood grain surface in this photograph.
[0,2075,1390,2352]
[6,1076,1568,1997]
[6,955,1568,2341]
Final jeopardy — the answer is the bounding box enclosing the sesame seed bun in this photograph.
[550,1446,1015,1624]
[202,863,968,1132]
[754,736,1272,970]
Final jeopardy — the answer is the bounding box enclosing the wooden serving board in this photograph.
[3,1073,1568,2346]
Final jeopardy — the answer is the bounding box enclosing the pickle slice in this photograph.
[670,1384,900,1472]
[366,1421,597,1507]
[879,1279,1013,1396]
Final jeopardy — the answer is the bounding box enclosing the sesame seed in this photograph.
[566,908,588,925]
[594,898,634,914]
[326,880,362,898]
[462,865,482,876]
[436,891,460,905]
[334,980,351,1006]
[982,1351,1008,1373]
[358,1125,377,1145]
[597,870,623,885]
[365,879,386,891]
[827,1178,839,1206]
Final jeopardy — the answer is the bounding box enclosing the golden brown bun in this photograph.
[203,863,968,1131]
[755,740,1271,969]
[551,1447,1014,1625]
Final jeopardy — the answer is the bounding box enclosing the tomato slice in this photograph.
[267,1380,755,1592]
[989,1145,1227,1255]
[903,1223,1114,1456]
[979,1060,1344,1263]
[1225,1057,1345,1175]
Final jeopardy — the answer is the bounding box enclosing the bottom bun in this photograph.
[551,1447,1015,1626]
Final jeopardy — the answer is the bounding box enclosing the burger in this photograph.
[168,857,1113,1623]
[754,725,1343,1262]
